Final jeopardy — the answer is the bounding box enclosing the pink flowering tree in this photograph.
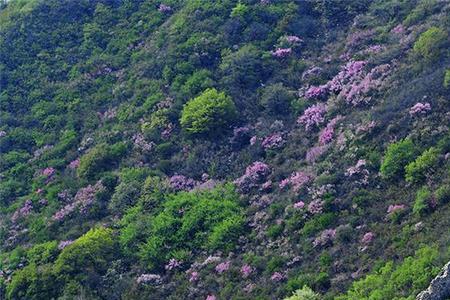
[297,104,327,131]
[235,161,271,193]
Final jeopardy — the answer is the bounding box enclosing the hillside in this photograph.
[0,0,449,299]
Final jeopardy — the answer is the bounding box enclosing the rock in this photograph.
[416,261,450,300]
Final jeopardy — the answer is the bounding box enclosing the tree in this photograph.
[380,138,417,180]
[180,88,237,135]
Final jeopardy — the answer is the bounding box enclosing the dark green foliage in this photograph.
[260,83,294,115]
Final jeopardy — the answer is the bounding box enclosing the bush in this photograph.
[6,263,56,300]
[435,184,450,205]
[180,88,237,135]
[284,286,321,300]
[260,83,294,115]
[380,138,417,180]
[336,246,439,300]
[444,69,450,88]
[53,227,116,292]
[413,187,431,216]
[139,184,244,269]
[405,147,439,183]
[77,143,127,180]
[413,27,448,62]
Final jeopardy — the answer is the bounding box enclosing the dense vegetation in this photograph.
[0,0,449,299]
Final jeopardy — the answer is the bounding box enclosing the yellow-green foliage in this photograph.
[336,246,440,300]
[380,138,417,180]
[405,147,439,183]
[284,286,321,300]
[413,27,448,61]
[180,88,237,135]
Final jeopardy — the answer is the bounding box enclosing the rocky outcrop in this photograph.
[417,262,450,300]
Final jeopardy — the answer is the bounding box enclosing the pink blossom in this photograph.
[285,35,302,43]
[271,48,292,58]
[250,136,258,145]
[270,272,286,282]
[0,130,6,137]
[297,104,327,130]
[293,201,305,209]
[189,271,199,282]
[11,200,33,223]
[261,133,285,150]
[169,175,196,191]
[409,102,431,116]
[68,159,80,169]
[387,204,406,214]
[240,264,253,278]
[391,24,405,35]
[319,116,341,145]
[234,161,271,192]
[313,228,336,247]
[137,274,162,284]
[215,261,231,273]
[305,85,328,100]
[307,199,324,215]
[306,145,328,163]
[361,232,375,245]
[158,4,172,13]
[132,133,155,152]
[165,258,181,271]
[58,240,74,250]
[42,167,55,177]
[206,296,216,300]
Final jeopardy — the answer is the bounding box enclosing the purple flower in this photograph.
[42,167,55,177]
[68,159,80,169]
[387,204,405,214]
[270,272,286,282]
[241,264,253,278]
[271,48,292,58]
[234,161,271,193]
[307,199,324,215]
[319,116,341,145]
[158,4,172,13]
[169,175,197,191]
[0,130,6,137]
[361,232,375,245]
[285,35,303,43]
[58,240,74,250]
[206,295,216,300]
[305,85,328,100]
[306,145,328,163]
[189,271,199,282]
[165,258,181,271]
[215,261,231,273]
[391,24,405,35]
[297,104,327,131]
[293,201,305,209]
[409,102,431,116]
[261,133,285,150]
[313,228,336,247]
[137,274,162,284]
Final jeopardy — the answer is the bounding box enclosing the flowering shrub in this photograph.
[319,116,341,145]
[11,200,33,223]
[241,264,253,278]
[409,102,431,116]
[58,240,74,250]
[313,228,336,247]
[387,204,406,214]
[261,133,285,150]
[42,167,55,177]
[306,145,329,163]
[307,199,324,215]
[270,272,286,282]
[132,133,155,152]
[158,4,172,13]
[235,161,271,192]
[279,171,311,193]
[293,201,305,209]
[305,85,328,100]
[68,159,80,169]
[215,261,231,273]
[206,295,216,300]
[361,232,375,245]
[272,48,292,58]
[165,258,182,271]
[169,175,197,191]
[137,273,162,284]
[188,271,199,282]
[52,181,105,221]
[297,104,327,131]
[345,159,370,185]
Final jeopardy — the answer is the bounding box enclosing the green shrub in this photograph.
[435,184,450,205]
[26,241,58,265]
[53,227,116,290]
[336,246,440,300]
[413,27,448,62]
[180,88,237,135]
[77,143,127,180]
[380,138,417,180]
[139,184,244,269]
[284,286,321,300]
[405,147,440,183]
[413,187,431,216]
[6,263,56,300]
[260,83,293,115]
[444,69,450,88]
